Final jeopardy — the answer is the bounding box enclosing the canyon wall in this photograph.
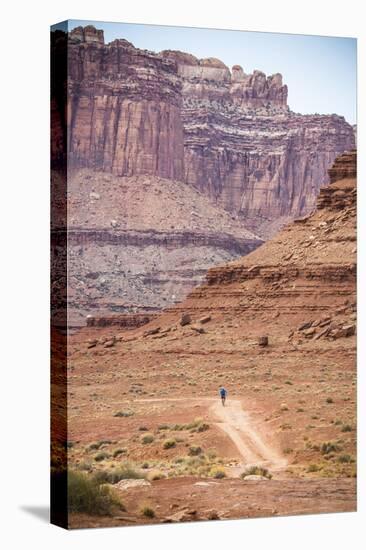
[67,26,184,180]
[51,26,355,325]
[63,26,355,237]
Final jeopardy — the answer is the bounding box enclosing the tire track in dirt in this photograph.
[133,396,286,472]
[211,399,287,471]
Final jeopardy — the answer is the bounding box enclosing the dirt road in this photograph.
[135,396,286,473]
[211,399,287,472]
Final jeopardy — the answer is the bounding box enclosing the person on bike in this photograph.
[219,387,227,406]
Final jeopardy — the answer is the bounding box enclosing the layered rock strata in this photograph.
[63,26,355,238]
[63,169,262,326]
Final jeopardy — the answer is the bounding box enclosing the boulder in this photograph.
[258,336,268,347]
[180,313,192,326]
[116,479,151,491]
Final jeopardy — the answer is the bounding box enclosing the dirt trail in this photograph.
[134,396,286,473]
[211,399,287,472]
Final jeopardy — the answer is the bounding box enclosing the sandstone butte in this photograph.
[51,26,355,326]
[62,151,356,528]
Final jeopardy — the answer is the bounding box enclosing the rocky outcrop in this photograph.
[327,150,357,184]
[86,313,157,329]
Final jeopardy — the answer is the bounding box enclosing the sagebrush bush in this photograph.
[93,464,144,484]
[94,451,110,462]
[141,434,154,444]
[341,424,353,432]
[114,410,134,417]
[210,466,226,479]
[141,506,155,518]
[163,439,176,449]
[67,470,123,515]
[241,466,272,479]
[188,445,202,456]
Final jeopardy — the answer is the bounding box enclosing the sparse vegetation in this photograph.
[209,466,226,479]
[307,463,322,473]
[341,424,353,432]
[88,440,112,451]
[141,433,154,444]
[149,470,165,481]
[114,410,134,417]
[113,448,127,458]
[163,439,176,449]
[94,451,111,462]
[241,466,272,479]
[321,441,341,455]
[68,470,124,515]
[188,445,202,456]
[141,505,155,518]
[93,464,144,484]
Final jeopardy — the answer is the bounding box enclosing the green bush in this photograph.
[141,506,155,518]
[93,464,143,484]
[188,445,202,456]
[114,410,134,417]
[68,470,123,515]
[240,466,272,479]
[94,452,110,462]
[141,434,154,444]
[88,440,111,451]
[321,442,341,455]
[307,463,321,473]
[210,466,226,479]
[163,439,176,449]
[341,424,353,432]
[113,448,127,458]
[337,454,354,464]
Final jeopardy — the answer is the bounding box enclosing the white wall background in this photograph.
[1,1,364,548]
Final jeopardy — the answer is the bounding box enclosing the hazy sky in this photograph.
[60,19,357,124]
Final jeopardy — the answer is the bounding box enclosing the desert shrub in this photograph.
[188,445,202,456]
[77,461,93,472]
[138,426,149,432]
[88,440,112,451]
[141,506,155,518]
[210,466,226,479]
[113,448,127,458]
[141,433,154,444]
[241,466,272,479]
[326,397,334,404]
[141,462,150,469]
[67,441,74,449]
[149,471,165,481]
[197,423,210,433]
[307,463,321,473]
[158,424,170,431]
[207,449,217,459]
[341,424,353,432]
[283,448,293,455]
[68,470,123,515]
[337,454,355,464]
[321,442,341,455]
[94,452,111,462]
[163,439,176,449]
[93,464,144,484]
[114,410,134,417]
